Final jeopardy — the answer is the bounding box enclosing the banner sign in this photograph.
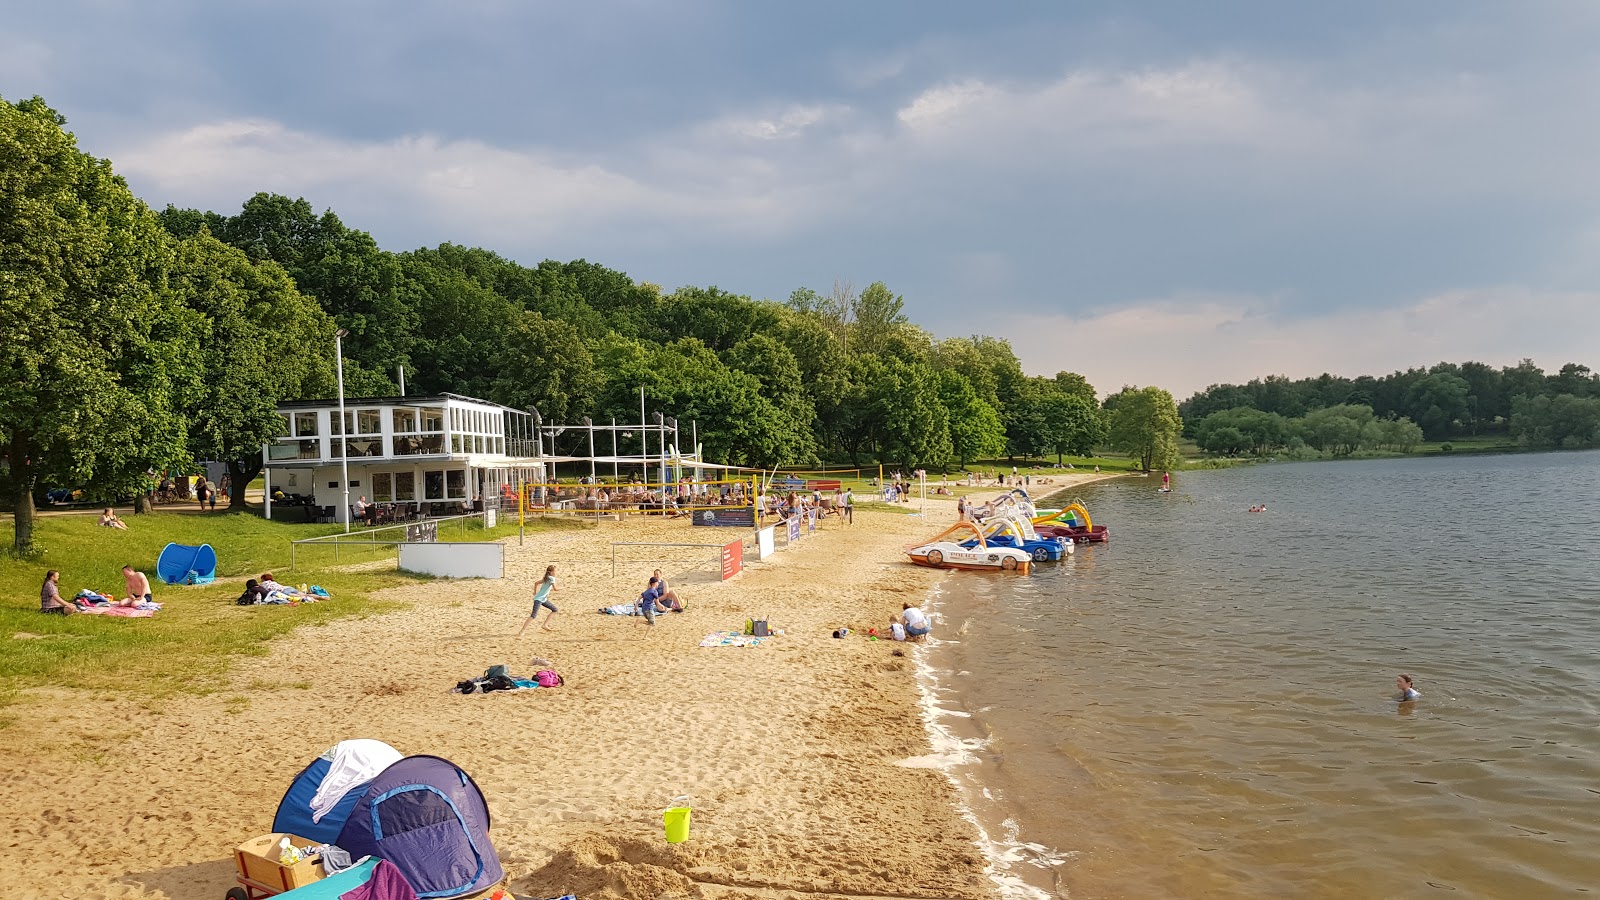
[693,506,756,527]
[721,539,743,580]
[787,515,801,543]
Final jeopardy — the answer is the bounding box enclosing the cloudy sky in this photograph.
[6,1,1599,398]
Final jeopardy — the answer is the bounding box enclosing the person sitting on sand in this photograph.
[901,603,931,642]
[1396,673,1421,701]
[651,569,684,611]
[99,508,129,530]
[121,565,152,607]
[518,564,560,636]
[40,570,74,615]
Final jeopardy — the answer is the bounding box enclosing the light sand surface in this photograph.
[0,477,1112,900]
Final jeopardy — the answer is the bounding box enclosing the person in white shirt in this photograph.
[901,603,931,641]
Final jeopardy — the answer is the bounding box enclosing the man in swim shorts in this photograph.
[121,565,152,607]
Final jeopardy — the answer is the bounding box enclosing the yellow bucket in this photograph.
[663,806,692,843]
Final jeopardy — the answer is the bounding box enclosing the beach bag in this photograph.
[535,670,563,688]
[485,664,509,679]
[751,617,770,637]
[456,679,479,694]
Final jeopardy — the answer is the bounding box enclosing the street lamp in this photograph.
[335,328,350,533]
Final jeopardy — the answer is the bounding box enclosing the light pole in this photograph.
[335,328,351,533]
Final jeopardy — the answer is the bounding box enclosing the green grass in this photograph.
[0,509,583,706]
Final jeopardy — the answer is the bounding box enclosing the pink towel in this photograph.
[75,606,156,617]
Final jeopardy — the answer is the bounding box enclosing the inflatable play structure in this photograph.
[1032,502,1110,544]
[155,542,217,585]
[906,521,1032,573]
[273,740,504,899]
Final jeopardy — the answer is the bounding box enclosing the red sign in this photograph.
[721,539,743,581]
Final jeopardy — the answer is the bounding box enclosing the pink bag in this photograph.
[535,670,563,688]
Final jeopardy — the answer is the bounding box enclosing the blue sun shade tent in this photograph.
[273,754,503,899]
[155,542,217,585]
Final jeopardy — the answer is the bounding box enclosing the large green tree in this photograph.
[1,96,199,552]
[170,233,336,509]
[1105,386,1183,472]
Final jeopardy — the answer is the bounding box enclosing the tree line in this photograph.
[2,96,1187,554]
[1181,359,1600,454]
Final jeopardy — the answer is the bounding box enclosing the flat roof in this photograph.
[276,392,525,412]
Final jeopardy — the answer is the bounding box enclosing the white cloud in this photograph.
[713,103,845,141]
[998,288,1600,399]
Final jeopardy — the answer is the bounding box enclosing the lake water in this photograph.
[925,450,1600,898]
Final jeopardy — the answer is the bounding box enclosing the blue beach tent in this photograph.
[155,542,217,585]
[273,753,503,899]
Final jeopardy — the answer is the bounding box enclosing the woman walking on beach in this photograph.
[518,565,559,636]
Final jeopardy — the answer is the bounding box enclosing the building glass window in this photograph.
[446,470,467,499]
[421,407,444,432]
[425,470,446,500]
[395,472,416,501]
[294,412,318,436]
[392,408,417,433]
[357,409,382,434]
[373,473,392,502]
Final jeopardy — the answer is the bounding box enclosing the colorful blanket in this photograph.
[75,604,158,618]
[699,631,767,648]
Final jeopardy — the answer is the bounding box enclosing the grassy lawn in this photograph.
[0,509,580,708]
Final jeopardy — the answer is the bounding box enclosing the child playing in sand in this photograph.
[636,578,664,626]
[518,565,560,636]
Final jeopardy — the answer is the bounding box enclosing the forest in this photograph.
[1180,361,1600,457]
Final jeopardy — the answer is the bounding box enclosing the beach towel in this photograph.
[309,739,403,823]
[599,602,643,616]
[75,605,158,618]
[699,631,767,648]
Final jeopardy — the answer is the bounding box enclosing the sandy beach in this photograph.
[0,477,1110,900]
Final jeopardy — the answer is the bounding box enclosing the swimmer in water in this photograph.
[1396,673,1421,701]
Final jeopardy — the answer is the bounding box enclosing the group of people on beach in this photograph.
[516,564,686,637]
[38,565,153,615]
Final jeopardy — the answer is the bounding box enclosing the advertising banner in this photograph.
[693,506,756,527]
[786,515,801,543]
[721,539,743,580]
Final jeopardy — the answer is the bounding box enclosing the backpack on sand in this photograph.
[535,670,563,688]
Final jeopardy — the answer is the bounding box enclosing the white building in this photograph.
[262,393,547,523]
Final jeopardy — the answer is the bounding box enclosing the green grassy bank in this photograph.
[0,509,573,708]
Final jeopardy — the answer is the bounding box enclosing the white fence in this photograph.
[398,542,505,579]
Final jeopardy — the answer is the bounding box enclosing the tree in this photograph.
[936,371,1006,467]
[1,96,199,552]
[849,281,909,358]
[1105,386,1183,471]
[1405,372,1470,440]
[170,233,336,509]
[1296,404,1376,456]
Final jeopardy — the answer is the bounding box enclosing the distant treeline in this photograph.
[1181,361,1600,454]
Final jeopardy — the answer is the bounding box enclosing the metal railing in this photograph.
[288,511,493,570]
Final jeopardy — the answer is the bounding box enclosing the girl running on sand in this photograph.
[518,564,559,636]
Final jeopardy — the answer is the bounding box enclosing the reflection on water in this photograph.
[934,450,1600,899]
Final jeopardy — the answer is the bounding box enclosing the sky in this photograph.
[6,1,1600,399]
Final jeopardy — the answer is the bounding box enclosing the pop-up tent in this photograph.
[155,542,217,585]
[273,741,503,899]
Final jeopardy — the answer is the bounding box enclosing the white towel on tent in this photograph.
[310,739,403,823]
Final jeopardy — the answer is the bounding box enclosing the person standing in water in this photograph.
[518,564,559,636]
[1396,673,1421,701]
[1162,471,1171,489]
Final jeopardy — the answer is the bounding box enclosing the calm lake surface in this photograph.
[930,450,1600,898]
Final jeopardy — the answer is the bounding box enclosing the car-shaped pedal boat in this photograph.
[963,516,1071,562]
[906,522,1033,572]
[1032,502,1110,544]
